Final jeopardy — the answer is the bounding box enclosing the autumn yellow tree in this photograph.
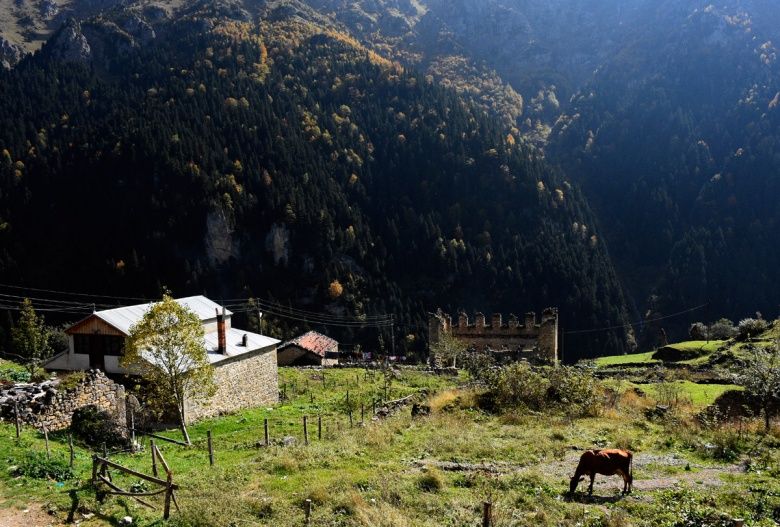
[328,280,344,299]
[122,294,215,444]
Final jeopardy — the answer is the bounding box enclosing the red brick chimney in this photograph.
[216,307,227,354]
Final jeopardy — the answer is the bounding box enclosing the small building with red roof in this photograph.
[277,331,339,367]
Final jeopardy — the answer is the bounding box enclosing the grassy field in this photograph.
[594,351,659,366]
[638,381,742,407]
[0,367,779,527]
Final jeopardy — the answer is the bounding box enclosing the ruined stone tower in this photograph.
[428,308,559,365]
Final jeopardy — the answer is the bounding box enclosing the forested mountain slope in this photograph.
[0,2,631,358]
[548,0,780,343]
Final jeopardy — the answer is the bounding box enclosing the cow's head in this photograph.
[568,476,584,495]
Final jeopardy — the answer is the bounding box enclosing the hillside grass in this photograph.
[639,381,742,407]
[0,367,778,527]
[594,351,658,366]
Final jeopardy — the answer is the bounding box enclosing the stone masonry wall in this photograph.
[429,308,559,365]
[35,370,126,432]
[184,346,279,423]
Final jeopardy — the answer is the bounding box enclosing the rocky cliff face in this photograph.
[0,37,24,69]
[46,19,92,62]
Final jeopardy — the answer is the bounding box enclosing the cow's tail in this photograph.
[628,451,633,478]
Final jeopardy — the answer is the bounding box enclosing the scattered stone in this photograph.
[119,515,133,525]
[411,403,431,418]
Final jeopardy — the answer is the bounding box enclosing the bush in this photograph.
[0,367,31,383]
[689,322,708,340]
[70,405,127,449]
[58,371,86,391]
[417,467,444,492]
[488,362,549,411]
[737,318,768,341]
[709,318,737,340]
[14,451,73,480]
[546,366,601,417]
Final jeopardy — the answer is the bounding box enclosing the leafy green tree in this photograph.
[11,298,52,376]
[735,342,780,432]
[122,294,215,444]
[430,332,467,368]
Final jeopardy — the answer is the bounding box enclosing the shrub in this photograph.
[417,467,444,492]
[546,366,601,417]
[58,371,86,391]
[689,322,708,340]
[709,318,737,340]
[488,362,549,411]
[737,318,768,341]
[70,405,127,449]
[654,382,691,410]
[0,367,30,383]
[14,451,73,480]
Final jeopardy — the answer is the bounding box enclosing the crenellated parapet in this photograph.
[429,307,559,365]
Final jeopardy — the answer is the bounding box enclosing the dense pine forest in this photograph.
[0,7,631,359]
[548,0,780,340]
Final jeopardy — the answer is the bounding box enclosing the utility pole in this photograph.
[390,314,396,359]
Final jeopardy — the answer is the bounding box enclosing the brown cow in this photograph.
[569,449,633,496]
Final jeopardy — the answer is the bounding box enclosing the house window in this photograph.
[74,335,125,356]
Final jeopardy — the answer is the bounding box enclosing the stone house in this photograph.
[277,331,339,366]
[429,308,559,365]
[44,296,280,422]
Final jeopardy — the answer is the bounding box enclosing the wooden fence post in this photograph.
[151,439,158,477]
[42,425,50,458]
[349,409,353,428]
[303,416,309,446]
[163,472,173,520]
[69,434,75,468]
[130,408,136,452]
[310,392,314,404]
[317,416,322,441]
[207,430,214,466]
[482,501,492,527]
[91,455,98,484]
[304,498,312,525]
[13,402,20,439]
[264,418,269,447]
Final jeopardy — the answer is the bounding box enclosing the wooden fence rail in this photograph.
[91,446,180,520]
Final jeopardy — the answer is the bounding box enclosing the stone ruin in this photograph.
[0,369,126,432]
[429,308,559,366]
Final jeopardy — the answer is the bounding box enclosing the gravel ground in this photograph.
[414,450,744,497]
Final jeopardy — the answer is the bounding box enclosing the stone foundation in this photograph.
[184,345,279,423]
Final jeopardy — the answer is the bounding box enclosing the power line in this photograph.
[563,303,708,335]
[0,303,93,313]
[225,297,392,321]
[0,282,149,302]
[0,291,112,308]
[228,304,394,328]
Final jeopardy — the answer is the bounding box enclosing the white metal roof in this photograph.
[94,296,233,335]
[204,328,280,364]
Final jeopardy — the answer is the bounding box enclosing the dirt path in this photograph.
[414,451,743,496]
[0,504,61,527]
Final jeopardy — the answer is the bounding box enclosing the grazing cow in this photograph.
[569,449,633,496]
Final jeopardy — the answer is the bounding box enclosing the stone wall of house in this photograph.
[429,308,559,365]
[184,346,279,423]
[1,370,127,432]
